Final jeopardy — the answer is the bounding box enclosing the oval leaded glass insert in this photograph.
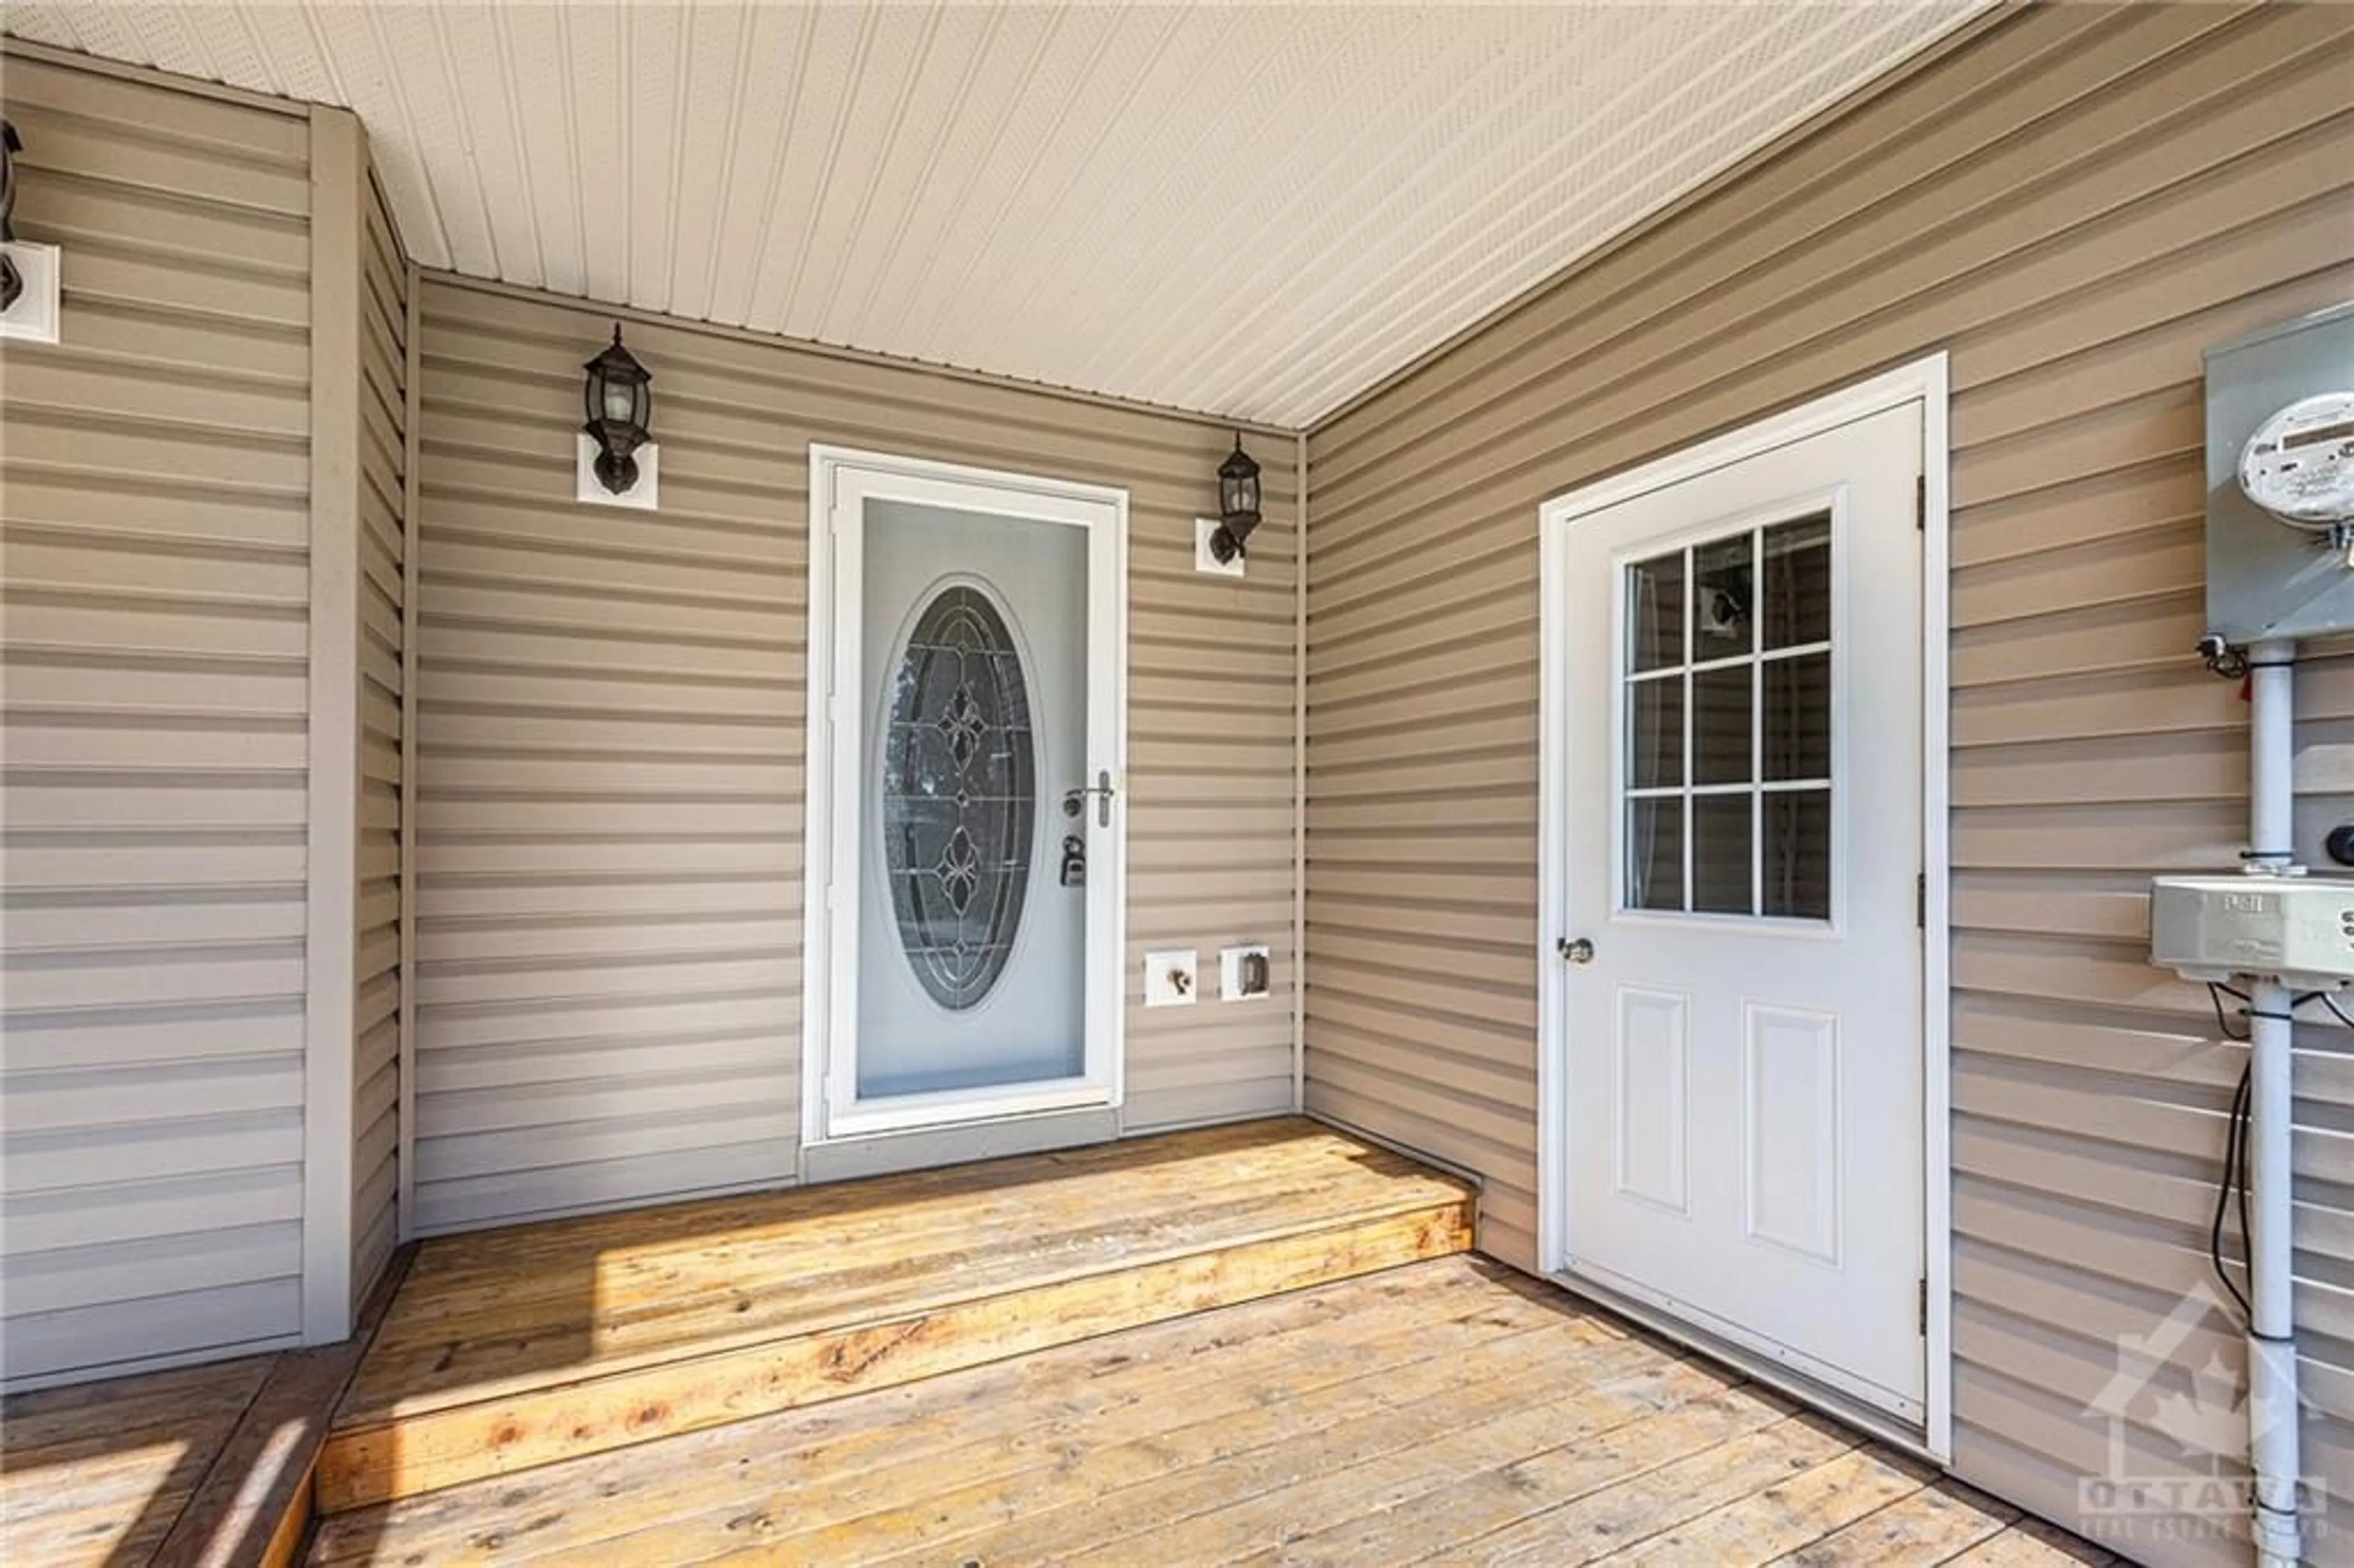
[883,585,1037,1010]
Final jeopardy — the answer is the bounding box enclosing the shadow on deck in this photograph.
[1,1117,1470,1566]
[308,1254,2125,1567]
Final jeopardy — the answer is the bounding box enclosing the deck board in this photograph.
[1773,1481,2019,1566]
[306,1262,1537,1564]
[313,1256,2111,1567]
[0,1252,404,1568]
[316,1118,1474,1511]
[0,1357,270,1567]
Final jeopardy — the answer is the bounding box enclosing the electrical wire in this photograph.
[2211,1062,2253,1326]
[2208,981,2250,1043]
[2215,989,2354,1326]
[2236,1061,2252,1325]
[2200,636,2251,682]
[2205,979,2255,1324]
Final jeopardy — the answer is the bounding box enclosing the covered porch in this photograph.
[4,4,2348,1563]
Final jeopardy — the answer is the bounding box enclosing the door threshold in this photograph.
[1552,1266,1937,1464]
[801,1105,1121,1186]
[822,1081,1118,1141]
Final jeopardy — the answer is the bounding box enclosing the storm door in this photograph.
[808,451,1126,1141]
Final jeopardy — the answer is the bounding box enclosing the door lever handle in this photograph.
[1557,937,1595,965]
[1061,769,1117,828]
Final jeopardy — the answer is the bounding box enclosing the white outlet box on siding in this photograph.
[1143,950,1197,1007]
[1219,945,1272,1001]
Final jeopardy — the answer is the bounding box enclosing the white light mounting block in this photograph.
[1195,517,1246,577]
[0,242,63,343]
[576,433,659,510]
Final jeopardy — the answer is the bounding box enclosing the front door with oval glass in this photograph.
[810,452,1125,1141]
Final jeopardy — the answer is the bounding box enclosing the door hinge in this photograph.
[1916,872,1926,930]
[1915,474,1927,531]
[1918,1276,1929,1336]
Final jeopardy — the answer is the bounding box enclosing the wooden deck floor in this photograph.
[0,1263,396,1568]
[320,1118,1473,1510]
[308,1255,2111,1567]
[2,1353,280,1567]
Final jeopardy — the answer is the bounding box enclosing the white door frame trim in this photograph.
[1534,353,1953,1461]
[800,444,1131,1149]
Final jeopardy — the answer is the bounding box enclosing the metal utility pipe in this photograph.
[2243,638,2304,1568]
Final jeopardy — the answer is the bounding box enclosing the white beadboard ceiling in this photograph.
[5,2,1985,427]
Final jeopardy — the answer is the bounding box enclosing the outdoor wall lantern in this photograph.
[1207,434,1263,564]
[582,325,652,490]
[576,323,658,509]
[0,115,61,345]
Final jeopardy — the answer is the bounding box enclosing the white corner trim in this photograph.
[394,261,424,1245]
[1534,351,1955,1461]
[1292,430,1309,1114]
[301,104,363,1345]
[798,444,1132,1157]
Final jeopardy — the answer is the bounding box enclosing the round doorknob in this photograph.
[1558,937,1595,965]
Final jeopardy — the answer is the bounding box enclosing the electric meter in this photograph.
[2150,875,2354,991]
[2241,390,2354,528]
[2202,302,2354,642]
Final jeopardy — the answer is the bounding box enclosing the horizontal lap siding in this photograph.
[1301,5,2354,1561]
[0,58,312,1383]
[352,169,407,1301]
[411,279,1297,1233]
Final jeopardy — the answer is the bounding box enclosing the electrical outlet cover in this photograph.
[1219,945,1272,1001]
[1143,950,1197,1007]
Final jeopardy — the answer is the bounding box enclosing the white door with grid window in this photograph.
[1558,402,1925,1420]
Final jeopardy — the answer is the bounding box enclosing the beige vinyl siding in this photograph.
[1303,4,2354,1560]
[0,56,314,1382]
[351,166,408,1303]
[410,278,1297,1234]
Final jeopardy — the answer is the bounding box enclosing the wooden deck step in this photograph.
[314,1117,1473,1512]
[310,1257,2112,1568]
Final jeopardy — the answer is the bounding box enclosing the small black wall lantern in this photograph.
[1,119,25,313]
[1208,433,1262,564]
[581,324,653,495]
